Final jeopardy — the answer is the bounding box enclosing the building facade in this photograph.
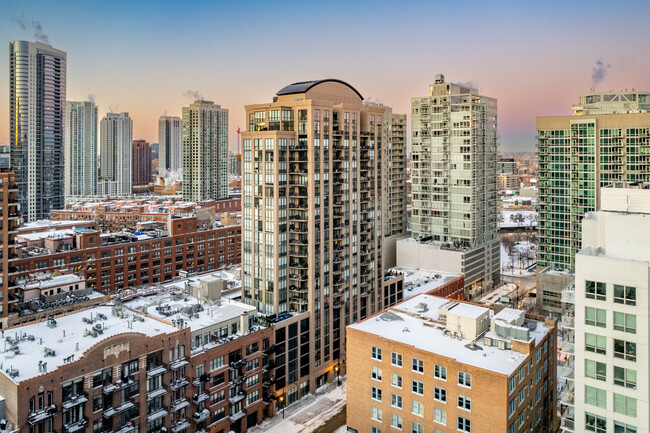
[537,93,650,271]
[241,79,389,389]
[347,294,557,433]
[65,101,98,197]
[560,183,650,433]
[9,41,67,222]
[182,101,228,201]
[0,171,20,319]
[100,112,133,196]
[0,145,11,169]
[387,112,408,238]
[410,74,500,295]
[159,116,182,175]
[133,140,152,186]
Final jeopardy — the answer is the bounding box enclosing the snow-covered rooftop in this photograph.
[22,274,82,290]
[388,267,460,300]
[0,305,178,384]
[350,294,551,376]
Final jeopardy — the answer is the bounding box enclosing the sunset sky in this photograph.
[1,0,649,152]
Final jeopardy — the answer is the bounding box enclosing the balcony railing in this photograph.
[63,416,88,433]
[28,405,58,425]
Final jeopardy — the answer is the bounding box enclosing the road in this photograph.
[313,406,346,433]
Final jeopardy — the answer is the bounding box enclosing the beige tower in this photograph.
[241,79,390,389]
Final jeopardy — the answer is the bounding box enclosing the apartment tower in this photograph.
[0,171,20,318]
[132,139,152,186]
[65,101,98,197]
[99,112,133,195]
[408,74,499,296]
[560,183,650,433]
[182,101,228,201]
[158,115,182,175]
[9,41,66,221]
[241,79,388,386]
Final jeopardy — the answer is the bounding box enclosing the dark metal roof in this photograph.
[276,79,364,100]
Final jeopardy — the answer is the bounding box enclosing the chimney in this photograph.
[240,312,250,335]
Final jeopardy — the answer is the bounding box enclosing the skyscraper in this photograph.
[9,41,66,221]
[99,112,133,195]
[132,139,152,186]
[158,115,182,175]
[241,79,390,389]
[65,100,98,197]
[182,101,228,201]
[407,74,500,296]
[537,91,650,272]
[560,183,650,433]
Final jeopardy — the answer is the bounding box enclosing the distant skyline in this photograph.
[1,0,649,152]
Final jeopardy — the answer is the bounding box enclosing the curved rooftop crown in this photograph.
[276,79,364,100]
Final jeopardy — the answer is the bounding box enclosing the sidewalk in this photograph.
[248,379,347,433]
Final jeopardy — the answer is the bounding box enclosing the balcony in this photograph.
[561,407,575,432]
[170,378,189,390]
[146,407,168,423]
[170,418,191,433]
[562,315,575,329]
[104,401,135,418]
[170,357,189,370]
[560,363,575,381]
[28,405,58,425]
[104,379,136,394]
[193,409,210,424]
[562,289,575,303]
[170,398,190,412]
[63,417,88,433]
[193,392,209,404]
[62,392,88,410]
[147,387,167,401]
[560,388,575,406]
[115,422,136,433]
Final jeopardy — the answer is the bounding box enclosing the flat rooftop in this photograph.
[349,294,550,375]
[389,267,460,300]
[0,305,178,384]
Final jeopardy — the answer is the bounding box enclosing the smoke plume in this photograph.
[591,58,610,89]
[88,94,96,104]
[13,14,50,44]
[183,90,204,101]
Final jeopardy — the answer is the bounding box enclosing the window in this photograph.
[372,346,382,361]
[391,373,402,388]
[391,394,402,409]
[371,387,382,401]
[518,366,526,383]
[518,411,525,427]
[434,364,447,381]
[371,406,382,421]
[210,356,225,371]
[371,367,382,381]
[585,307,606,328]
[457,416,471,432]
[372,428,382,433]
[508,399,516,417]
[518,388,525,405]
[391,352,402,367]
[508,376,516,394]
[614,366,636,389]
[458,371,471,388]
[613,394,636,417]
[585,333,606,354]
[535,388,541,403]
[614,339,636,361]
[412,358,424,373]
[434,387,446,403]
[585,360,606,381]
[391,414,403,430]
[433,408,446,425]
[613,284,636,305]
[411,380,423,395]
[411,421,424,433]
[585,413,606,433]
[458,395,471,411]
[411,400,424,417]
[585,385,607,408]
[614,421,638,433]
[586,280,606,301]
[614,312,636,334]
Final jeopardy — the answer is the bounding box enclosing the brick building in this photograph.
[346,294,558,433]
[1,171,20,318]
[133,140,153,187]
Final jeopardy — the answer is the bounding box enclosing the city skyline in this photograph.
[1,0,649,152]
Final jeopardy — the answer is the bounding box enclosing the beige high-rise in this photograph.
[241,79,389,386]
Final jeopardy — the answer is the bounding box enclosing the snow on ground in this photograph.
[248,379,347,433]
[501,240,536,276]
[499,210,538,228]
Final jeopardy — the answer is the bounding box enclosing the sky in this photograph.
[1,0,649,152]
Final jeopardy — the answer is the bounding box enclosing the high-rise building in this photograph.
[498,157,516,174]
[241,79,391,389]
[9,41,66,222]
[560,183,650,433]
[0,145,9,169]
[182,101,228,201]
[346,294,557,433]
[99,112,133,195]
[387,112,408,237]
[132,139,152,186]
[407,74,500,296]
[537,92,650,272]
[0,170,20,318]
[65,101,98,197]
[158,116,182,175]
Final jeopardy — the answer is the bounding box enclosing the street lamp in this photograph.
[335,363,340,386]
[279,394,285,419]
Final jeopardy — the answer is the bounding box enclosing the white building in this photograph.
[561,183,650,433]
[182,101,228,201]
[158,115,182,175]
[100,112,133,195]
[65,101,98,197]
[409,74,500,295]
